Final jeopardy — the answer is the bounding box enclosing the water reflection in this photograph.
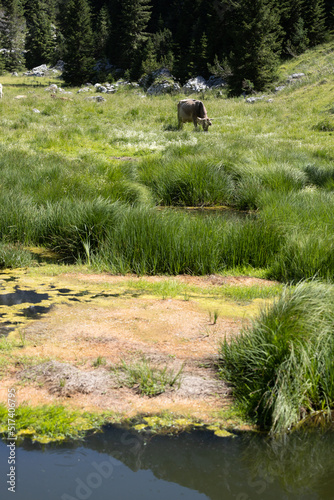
[1,427,334,500]
[0,287,49,306]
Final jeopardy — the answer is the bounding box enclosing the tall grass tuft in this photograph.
[0,243,34,269]
[219,281,334,434]
[92,206,281,275]
[138,156,235,206]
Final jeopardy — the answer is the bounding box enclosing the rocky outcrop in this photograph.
[147,78,181,95]
[183,75,225,93]
[23,61,64,77]
[183,76,208,93]
[141,68,225,96]
[138,68,180,95]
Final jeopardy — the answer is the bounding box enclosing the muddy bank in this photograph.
[0,268,279,434]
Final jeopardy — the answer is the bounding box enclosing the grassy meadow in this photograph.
[0,41,334,280]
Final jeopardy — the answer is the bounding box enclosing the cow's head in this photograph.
[197,117,212,131]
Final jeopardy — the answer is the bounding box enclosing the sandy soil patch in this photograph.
[0,272,276,424]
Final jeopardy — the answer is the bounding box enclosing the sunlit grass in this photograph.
[0,42,334,280]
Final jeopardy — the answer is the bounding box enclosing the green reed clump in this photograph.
[232,162,308,210]
[270,230,334,282]
[94,206,226,274]
[312,118,334,132]
[0,194,123,260]
[260,190,334,281]
[219,281,334,434]
[0,243,34,269]
[92,206,281,275]
[302,163,334,189]
[0,193,40,242]
[38,198,123,259]
[138,156,235,206]
[219,216,283,269]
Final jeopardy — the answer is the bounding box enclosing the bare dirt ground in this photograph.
[0,271,276,427]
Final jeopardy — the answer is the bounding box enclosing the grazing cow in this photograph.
[0,83,2,99]
[177,99,212,131]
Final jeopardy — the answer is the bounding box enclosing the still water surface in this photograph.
[1,426,334,500]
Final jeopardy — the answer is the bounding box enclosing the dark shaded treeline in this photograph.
[0,0,333,91]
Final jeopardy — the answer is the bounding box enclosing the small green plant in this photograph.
[18,328,26,347]
[92,356,107,367]
[209,310,219,324]
[115,357,184,396]
[312,118,334,132]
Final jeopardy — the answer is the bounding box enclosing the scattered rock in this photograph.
[24,64,48,77]
[94,82,116,94]
[86,96,106,102]
[141,68,225,96]
[77,87,91,93]
[287,72,306,84]
[45,84,58,92]
[139,67,173,90]
[52,60,65,72]
[275,85,286,92]
[207,75,225,89]
[290,72,305,79]
[95,84,107,93]
[246,96,265,103]
[183,76,208,94]
[32,108,40,113]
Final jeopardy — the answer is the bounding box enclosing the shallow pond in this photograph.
[1,426,334,500]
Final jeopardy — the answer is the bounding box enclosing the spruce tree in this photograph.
[303,0,326,46]
[25,0,54,68]
[111,0,152,75]
[197,32,209,77]
[0,0,26,71]
[276,0,309,56]
[62,0,95,85]
[141,36,158,74]
[0,32,4,74]
[228,0,282,94]
[95,4,111,59]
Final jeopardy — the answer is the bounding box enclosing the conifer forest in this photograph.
[0,0,333,92]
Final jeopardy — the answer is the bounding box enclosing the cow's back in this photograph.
[178,99,199,123]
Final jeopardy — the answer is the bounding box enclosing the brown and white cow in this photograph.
[177,99,212,131]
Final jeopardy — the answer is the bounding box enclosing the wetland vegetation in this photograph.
[1,40,334,436]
